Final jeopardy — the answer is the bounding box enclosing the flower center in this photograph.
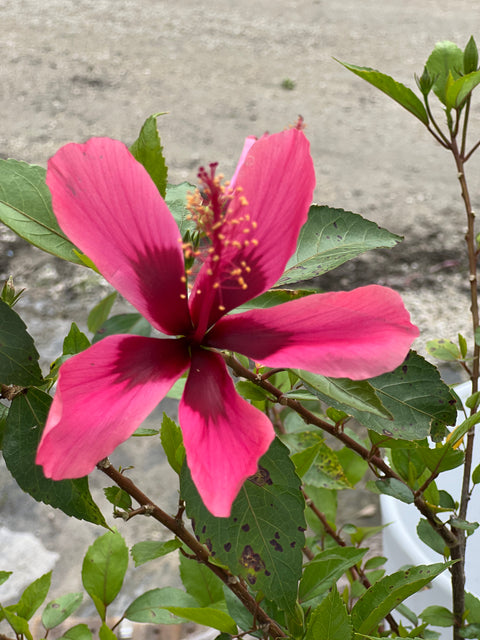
[182,162,258,307]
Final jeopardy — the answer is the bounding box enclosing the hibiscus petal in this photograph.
[189,127,315,332]
[47,138,191,335]
[205,285,419,379]
[179,347,275,517]
[36,335,190,479]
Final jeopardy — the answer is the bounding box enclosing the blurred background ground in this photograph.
[1,0,479,636]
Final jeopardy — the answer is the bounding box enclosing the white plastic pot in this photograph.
[380,381,480,636]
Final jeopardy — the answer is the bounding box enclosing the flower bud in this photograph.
[415,65,434,96]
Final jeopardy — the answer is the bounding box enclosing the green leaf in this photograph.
[165,606,237,634]
[465,592,480,623]
[99,623,117,640]
[92,313,152,344]
[460,623,480,638]
[351,562,453,634]
[0,159,85,265]
[42,593,83,630]
[181,438,305,613]
[179,553,224,606]
[450,517,479,533]
[472,464,480,485]
[375,478,413,503]
[16,571,51,620]
[82,531,128,621]
[306,586,353,640]
[290,439,352,490]
[1,609,33,640]
[421,605,455,627]
[124,587,196,624]
[160,413,185,474]
[426,338,462,362]
[129,113,168,198]
[294,369,392,419]
[446,70,480,109]
[63,322,90,355]
[59,623,93,640]
[3,389,107,525]
[300,547,367,603]
[277,205,402,286]
[236,380,271,402]
[131,539,182,567]
[165,182,197,235]
[417,518,447,555]
[87,292,117,334]
[103,486,132,511]
[426,41,464,105]
[322,352,456,440]
[0,299,43,385]
[0,571,12,586]
[464,36,479,74]
[336,60,429,125]
[459,333,468,359]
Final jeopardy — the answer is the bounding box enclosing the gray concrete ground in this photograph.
[1,0,480,636]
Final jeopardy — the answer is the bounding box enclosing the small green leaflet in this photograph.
[42,593,83,630]
[131,539,182,567]
[81,531,128,621]
[305,586,353,640]
[0,159,85,264]
[426,41,464,106]
[336,60,429,125]
[180,438,305,614]
[129,113,168,198]
[0,299,43,386]
[277,205,402,286]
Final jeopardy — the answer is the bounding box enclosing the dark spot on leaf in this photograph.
[224,542,231,552]
[205,538,212,552]
[241,523,250,532]
[383,429,393,436]
[298,526,306,532]
[191,518,196,531]
[51,603,60,609]
[290,541,296,548]
[274,532,280,539]
[240,545,265,572]
[269,539,283,552]
[248,465,273,486]
[337,235,342,240]
[333,222,338,228]
[449,398,457,405]
[265,570,271,576]
[247,574,257,585]
[233,517,237,522]
[201,525,206,534]
[402,365,408,373]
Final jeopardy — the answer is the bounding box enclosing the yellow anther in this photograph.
[232,240,242,249]
[245,266,251,273]
[207,268,213,276]
[252,221,258,229]
[180,294,187,299]
[180,276,187,283]
[218,305,226,311]
[243,228,250,234]
[197,289,202,294]
[239,196,249,206]
[238,277,247,290]
[252,238,259,246]
[213,282,220,289]
[231,268,242,276]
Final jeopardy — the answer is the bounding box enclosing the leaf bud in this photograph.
[415,65,434,96]
[464,36,479,74]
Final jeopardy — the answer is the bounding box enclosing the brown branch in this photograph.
[96,459,287,639]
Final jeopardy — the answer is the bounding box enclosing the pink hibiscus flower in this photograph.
[36,127,419,517]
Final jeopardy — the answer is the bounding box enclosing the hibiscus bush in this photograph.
[1,37,480,640]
